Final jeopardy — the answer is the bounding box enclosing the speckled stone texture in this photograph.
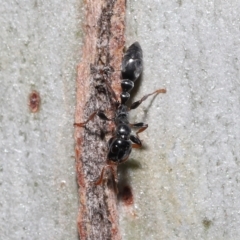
[1,1,240,240]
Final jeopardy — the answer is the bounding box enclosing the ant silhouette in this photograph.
[75,42,166,187]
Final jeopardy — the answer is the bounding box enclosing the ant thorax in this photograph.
[114,105,129,125]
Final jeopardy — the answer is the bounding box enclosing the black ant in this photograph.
[74,42,166,187]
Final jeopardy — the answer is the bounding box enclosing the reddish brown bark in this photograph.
[74,0,125,239]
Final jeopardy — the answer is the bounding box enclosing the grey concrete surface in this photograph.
[0,1,82,239]
[120,1,240,240]
[1,0,240,240]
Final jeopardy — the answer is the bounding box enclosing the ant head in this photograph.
[116,124,131,140]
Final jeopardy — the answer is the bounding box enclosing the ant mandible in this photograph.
[74,42,166,187]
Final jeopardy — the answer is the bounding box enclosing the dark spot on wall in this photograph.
[29,90,41,113]
[202,218,212,230]
[119,185,133,206]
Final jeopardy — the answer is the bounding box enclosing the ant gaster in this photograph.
[75,42,166,186]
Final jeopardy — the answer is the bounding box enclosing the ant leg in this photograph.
[98,111,112,121]
[94,165,117,186]
[130,122,148,138]
[132,143,142,149]
[74,110,112,127]
[130,88,166,110]
[130,123,148,148]
[130,135,142,148]
[74,111,97,127]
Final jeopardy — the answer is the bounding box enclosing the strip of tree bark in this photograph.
[74,0,125,239]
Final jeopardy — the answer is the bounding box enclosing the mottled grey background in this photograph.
[1,1,240,240]
[0,1,81,239]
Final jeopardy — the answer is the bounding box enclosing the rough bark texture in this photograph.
[74,0,125,239]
